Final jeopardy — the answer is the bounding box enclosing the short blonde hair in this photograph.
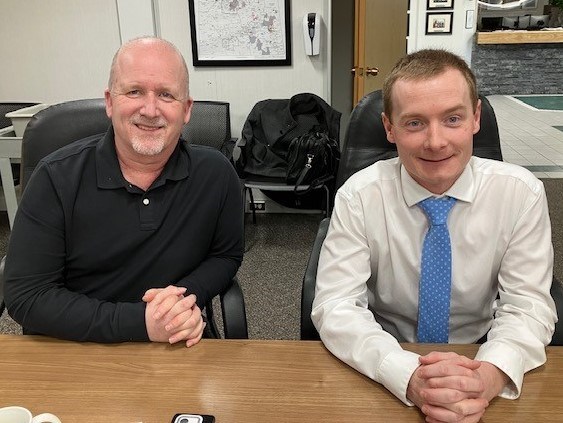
[382,49,478,121]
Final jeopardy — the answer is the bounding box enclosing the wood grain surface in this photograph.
[1,336,562,422]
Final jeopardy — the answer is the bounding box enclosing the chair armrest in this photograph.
[550,277,563,346]
[220,276,248,339]
[300,218,330,340]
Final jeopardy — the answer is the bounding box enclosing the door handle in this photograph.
[351,67,377,76]
[351,67,364,76]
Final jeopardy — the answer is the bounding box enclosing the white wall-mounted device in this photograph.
[303,13,320,56]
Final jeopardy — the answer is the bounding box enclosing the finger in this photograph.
[426,411,484,423]
[153,293,182,320]
[151,286,187,318]
[425,409,485,423]
[165,303,201,335]
[422,382,484,406]
[169,315,204,344]
[420,351,461,362]
[422,387,474,406]
[420,353,480,370]
[143,285,186,303]
[142,288,163,302]
[427,375,485,394]
[422,398,488,422]
[162,295,199,330]
[418,361,480,380]
[186,322,205,348]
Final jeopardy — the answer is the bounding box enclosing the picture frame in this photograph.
[521,0,538,9]
[426,12,454,35]
[427,0,454,10]
[188,0,291,67]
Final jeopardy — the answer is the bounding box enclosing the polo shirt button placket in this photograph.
[142,198,150,206]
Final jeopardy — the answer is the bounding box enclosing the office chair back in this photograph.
[301,89,504,341]
[181,100,234,157]
[21,99,110,191]
[0,99,109,318]
[335,90,503,191]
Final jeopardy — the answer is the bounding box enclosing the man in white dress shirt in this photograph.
[311,49,557,423]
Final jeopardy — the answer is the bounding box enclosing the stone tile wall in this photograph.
[471,43,563,95]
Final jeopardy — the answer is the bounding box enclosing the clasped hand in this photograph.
[407,352,507,423]
[142,285,205,347]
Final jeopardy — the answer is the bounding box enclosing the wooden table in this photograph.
[1,336,562,422]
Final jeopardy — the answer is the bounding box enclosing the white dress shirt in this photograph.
[312,156,557,405]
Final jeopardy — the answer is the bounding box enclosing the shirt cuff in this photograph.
[475,341,524,399]
[117,301,150,342]
[376,348,421,405]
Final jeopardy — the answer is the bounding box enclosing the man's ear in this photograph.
[472,99,482,135]
[381,112,396,144]
[104,89,112,119]
[183,97,194,124]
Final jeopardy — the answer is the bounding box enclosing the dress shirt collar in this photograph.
[96,128,190,190]
[400,157,477,207]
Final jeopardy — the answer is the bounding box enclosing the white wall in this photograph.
[0,0,121,103]
[408,0,479,64]
[0,0,331,139]
[116,0,156,41]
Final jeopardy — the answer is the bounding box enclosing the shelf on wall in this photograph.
[477,30,563,44]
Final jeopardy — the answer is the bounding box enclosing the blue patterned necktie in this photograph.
[417,196,456,343]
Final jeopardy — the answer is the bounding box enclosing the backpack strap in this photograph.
[293,153,314,193]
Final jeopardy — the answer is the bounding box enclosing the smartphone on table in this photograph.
[171,414,215,423]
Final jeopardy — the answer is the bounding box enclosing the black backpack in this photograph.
[286,130,340,194]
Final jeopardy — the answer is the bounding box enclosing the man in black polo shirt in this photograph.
[4,37,243,346]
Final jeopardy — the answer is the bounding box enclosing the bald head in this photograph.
[108,37,190,99]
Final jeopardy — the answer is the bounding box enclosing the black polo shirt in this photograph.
[4,130,244,342]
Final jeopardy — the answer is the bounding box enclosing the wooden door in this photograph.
[354,0,409,104]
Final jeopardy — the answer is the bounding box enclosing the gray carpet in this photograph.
[1,179,562,339]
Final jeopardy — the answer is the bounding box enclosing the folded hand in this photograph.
[143,285,205,347]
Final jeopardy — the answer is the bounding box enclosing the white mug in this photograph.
[0,407,61,423]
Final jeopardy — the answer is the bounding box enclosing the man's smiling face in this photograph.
[105,39,192,159]
[382,68,481,194]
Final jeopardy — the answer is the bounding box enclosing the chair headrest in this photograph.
[21,99,110,191]
[336,90,396,189]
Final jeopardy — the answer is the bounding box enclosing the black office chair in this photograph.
[300,90,562,345]
[237,93,341,223]
[0,98,248,338]
[181,100,237,160]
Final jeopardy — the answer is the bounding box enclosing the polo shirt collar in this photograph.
[96,128,190,190]
[401,156,476,207]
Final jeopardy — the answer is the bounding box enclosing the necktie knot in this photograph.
[419,197,456,226]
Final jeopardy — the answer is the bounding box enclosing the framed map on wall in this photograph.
[188,0,291,66]
[427,0,454,9]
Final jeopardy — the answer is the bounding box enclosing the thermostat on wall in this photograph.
[465,10,475,29]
